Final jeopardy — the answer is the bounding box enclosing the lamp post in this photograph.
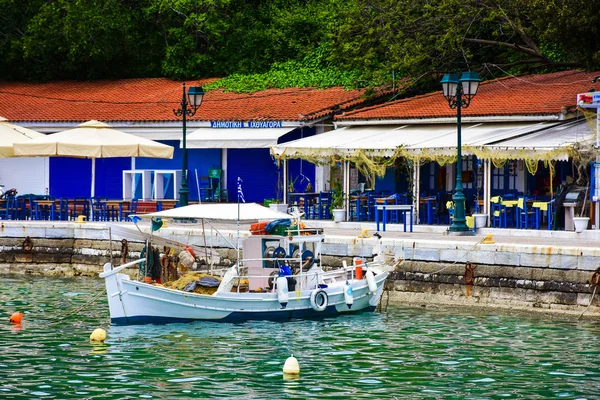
[173,83,204,206]
[440,70,480,232]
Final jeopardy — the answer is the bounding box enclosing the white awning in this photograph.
[272,122,557,158]
[186,127,296,149]
[482,119,594,161]
[135,202,292,221]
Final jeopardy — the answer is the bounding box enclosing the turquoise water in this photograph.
[1,275,599,399]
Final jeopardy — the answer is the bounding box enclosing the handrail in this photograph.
[99,258,146,278]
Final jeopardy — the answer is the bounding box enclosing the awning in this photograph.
[479,119,594,161]
[186,127,296,149]
[272,122,558,159]
[135,203,292,221]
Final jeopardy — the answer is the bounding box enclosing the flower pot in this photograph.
[473,214,488,229]
[573,217,589,233]
[332,209,346,222]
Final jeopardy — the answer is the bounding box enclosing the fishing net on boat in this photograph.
[166,272,223,295]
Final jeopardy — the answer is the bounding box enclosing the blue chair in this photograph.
[490,196,505,228]
[71,198,90,221]
[90,197,108,221]
[446,201,455,225]
[0,195,17,220]
[124,198,139,221]
[516,197,536,229]
[318,191,332,220]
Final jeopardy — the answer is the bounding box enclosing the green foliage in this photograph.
[0,0,598,86]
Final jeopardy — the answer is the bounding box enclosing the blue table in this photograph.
[375,204,413,232]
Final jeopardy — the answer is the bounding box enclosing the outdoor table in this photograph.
[532,201,552,230]
[32,199,57,220]
[289,193,319,217]
[102,200,130,221]
[156,199,176,212]
[375,204,413,232]
[350,195,368,221]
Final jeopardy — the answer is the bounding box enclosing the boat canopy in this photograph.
[135,202,292,221]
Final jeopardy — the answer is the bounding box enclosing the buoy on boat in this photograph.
[277,276,289,309]
[365,268,377,294]
[9,312,23,324]
[344,281,354,309]
[283,354,300,375]
[90,328,107,342]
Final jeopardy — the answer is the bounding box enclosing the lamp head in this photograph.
[187,86,205,110]
[459,71,480,100]
[440,73,459,101]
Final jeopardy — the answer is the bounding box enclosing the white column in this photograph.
[221,149,228,194]
[413,160,420,224]
[283,159,288,205]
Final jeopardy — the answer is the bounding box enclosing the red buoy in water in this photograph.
[9,312,23,324]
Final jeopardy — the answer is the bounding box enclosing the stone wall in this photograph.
[0,221,598,316]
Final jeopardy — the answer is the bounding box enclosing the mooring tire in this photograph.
[309,289,328,312]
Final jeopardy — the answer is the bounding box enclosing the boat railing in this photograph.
[228,261,379,293]
[100,258,147,278]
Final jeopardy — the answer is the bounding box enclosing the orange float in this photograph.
[9,312,23,324]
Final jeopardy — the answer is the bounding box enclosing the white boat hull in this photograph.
[100,263,388,325]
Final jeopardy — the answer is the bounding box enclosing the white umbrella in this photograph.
[0,116,45,158]
[13,120,174,197]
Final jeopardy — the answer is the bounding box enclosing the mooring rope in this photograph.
[577,268,600,321]
[431,236,486,275]
[54,288,107,323]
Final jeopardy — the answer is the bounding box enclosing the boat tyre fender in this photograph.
[310,289,328,312]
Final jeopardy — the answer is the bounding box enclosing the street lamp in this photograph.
[440,70,480,232]
[173,83,204,206]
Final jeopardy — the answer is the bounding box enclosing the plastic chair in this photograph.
[208,168,222,202]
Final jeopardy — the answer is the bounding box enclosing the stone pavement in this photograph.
[306,220,600,250]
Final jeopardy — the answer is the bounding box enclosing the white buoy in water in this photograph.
[366,268,377,294]
[344,281,354,309]
[277,276,289,309]
[90,328,107,342]
[283,354,300,375]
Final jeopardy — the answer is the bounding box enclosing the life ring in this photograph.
[310,289,328,312]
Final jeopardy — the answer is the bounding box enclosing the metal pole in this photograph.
[449,81,469,232]
[180,83,189,206]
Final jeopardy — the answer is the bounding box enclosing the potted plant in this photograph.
[573,186,590,233]
[330,180,346,222]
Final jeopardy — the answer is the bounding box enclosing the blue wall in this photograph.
[135,140,221,201]
[49,140,221,200]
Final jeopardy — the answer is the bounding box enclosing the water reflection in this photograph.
[1,275,599,398]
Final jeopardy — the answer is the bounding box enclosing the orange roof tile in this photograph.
[338,70,600,121]
[0,78,375,123]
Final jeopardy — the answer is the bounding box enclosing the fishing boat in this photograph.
[100,203,388,325]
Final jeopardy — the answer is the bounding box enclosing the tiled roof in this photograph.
[338,70,600,121]
[0,78,376,123]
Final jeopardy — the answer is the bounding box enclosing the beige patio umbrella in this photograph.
[13,120,174,197]
[0,117,45,158]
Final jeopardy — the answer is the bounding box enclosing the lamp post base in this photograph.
[447,229,476,236]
